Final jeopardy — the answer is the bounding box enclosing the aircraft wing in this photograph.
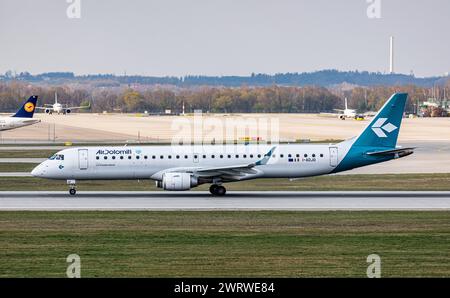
[66,104,90,110]
[35,106,51,110]
[151,147,276,182]
[151,163,261,182]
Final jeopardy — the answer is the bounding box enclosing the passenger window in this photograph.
[160,155,164,159]
[257,154,261,158]
[320,154,324,157]
[184,155,188,159]
[152,156,156,159]
[128,156,132,159]
[211,155,215,158]
[228,155,231,158]
[235,154,239,158]
[296,154,300,158]
[136,156,140,159]
[104,156,108,160]
[220,155,224,158]
[312,154,316,157]
[243,154,247,158]
[250,154,254,158]
[144,156,148,159]
[176,155,180,159]
[96,156,99,160]
[112,156,116,160]
[280,154,284,158]
[120,156,124,160]
[288,154,292,158]
[194,155,198,159]
[304,154,308,157]
[203,155,206,159]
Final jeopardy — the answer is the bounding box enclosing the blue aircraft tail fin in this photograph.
[353,93,407,148]
[12,95,38,118]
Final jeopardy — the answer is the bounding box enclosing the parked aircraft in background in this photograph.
[334,98,357,119]
[37,92,90,115]
[32,93,414,196]
[0,96,40,131]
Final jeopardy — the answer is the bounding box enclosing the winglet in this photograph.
[255,146,276,166]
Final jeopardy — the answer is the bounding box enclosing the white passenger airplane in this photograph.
[0,96,40,131]
[37,92,90,115]
[334,97,357,119]
[32,93,414,196]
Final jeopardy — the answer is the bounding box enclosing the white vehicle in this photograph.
[37,92,90,115]
[32,93,414,196]
[0,96,40,131]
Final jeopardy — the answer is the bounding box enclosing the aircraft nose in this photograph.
[31,164,45,177]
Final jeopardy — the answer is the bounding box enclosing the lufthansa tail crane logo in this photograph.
[371,118,397,138]
[24,102,35,112]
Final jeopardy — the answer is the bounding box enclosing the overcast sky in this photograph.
[0,0,449,77]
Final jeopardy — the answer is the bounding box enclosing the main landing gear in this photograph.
[67,179,77,196]
[209,184,226,196]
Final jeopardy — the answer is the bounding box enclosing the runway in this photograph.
[1,191,449,211]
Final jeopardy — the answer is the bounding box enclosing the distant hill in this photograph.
[1,70,446,87]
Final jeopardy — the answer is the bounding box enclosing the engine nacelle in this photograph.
[157,173,198,191]
[66,109,71,114]
[45,109,51,114]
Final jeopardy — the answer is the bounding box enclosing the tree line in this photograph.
[0,81,449,114]
[2,70,445,87]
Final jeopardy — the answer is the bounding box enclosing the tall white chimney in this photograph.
[389,36,394,74]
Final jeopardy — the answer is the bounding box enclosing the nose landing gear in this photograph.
[67,179,77,196]
[209,184,226,196]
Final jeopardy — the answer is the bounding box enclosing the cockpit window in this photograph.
[49,154,64,160]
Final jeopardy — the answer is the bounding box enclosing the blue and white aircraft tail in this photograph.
[1,96,40,131]
[32,93,414,196]
[333,93,413,173]
[12,95,38,118]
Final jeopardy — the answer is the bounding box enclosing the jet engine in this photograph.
[45,109,51,114]
[65,109,71,114]
[156,172,198,190]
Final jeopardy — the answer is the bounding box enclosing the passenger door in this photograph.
[329,147,338,167]
[78,149,88,170]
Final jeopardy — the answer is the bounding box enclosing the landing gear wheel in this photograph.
[209,184,226,196]
[215,186,226,196]
[69,188,77,195]
[209,184,218,195]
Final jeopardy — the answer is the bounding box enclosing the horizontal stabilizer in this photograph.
[366,147,415,157]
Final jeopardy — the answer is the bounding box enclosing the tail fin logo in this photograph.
[371,118,397,138]
[24,102,35,113]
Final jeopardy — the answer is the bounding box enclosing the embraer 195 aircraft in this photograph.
[32,93,414,196]
[0,96,40,131]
